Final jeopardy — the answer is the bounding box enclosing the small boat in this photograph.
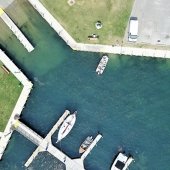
[79,136,93,153]
[56,111,77,143]
[96,55,109,75]
[111,152,134,170]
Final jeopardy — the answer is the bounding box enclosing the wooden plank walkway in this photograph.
[0,8,34,52]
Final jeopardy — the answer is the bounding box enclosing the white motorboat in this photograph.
[111,152,134,170]
[56,111,77,143]
[79,136,93,153]
[96,55,109,75]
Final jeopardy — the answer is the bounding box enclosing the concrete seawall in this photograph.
[27,0,170,58]
[0,8,34,52]
[0,49,33,160]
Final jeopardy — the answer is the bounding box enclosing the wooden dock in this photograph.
[0,8,34,52]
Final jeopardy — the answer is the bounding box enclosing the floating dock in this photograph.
[81,134,103,160]
[12,110,103,170]
[0,8,34,52]
[12,110,85,170]
[0,50,33,160]
[27,0,170,58]
[13,120,43,145]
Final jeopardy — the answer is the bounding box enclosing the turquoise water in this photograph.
[0,5,170,170]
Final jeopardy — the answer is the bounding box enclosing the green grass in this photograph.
[0,62,23,132]
[40,0,134,44]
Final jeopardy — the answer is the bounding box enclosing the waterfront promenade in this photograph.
[0,8,34,52]
[27,0,170,58]
[0,49,33,160]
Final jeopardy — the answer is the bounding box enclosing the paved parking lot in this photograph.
[125,0,170,46]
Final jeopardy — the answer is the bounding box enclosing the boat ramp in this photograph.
[0,8,34,52]
[12,110,103,170]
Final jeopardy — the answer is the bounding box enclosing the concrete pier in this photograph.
[27,0,170,58]
[0,8,34,52]
[13,120,43,145]
[0,49,33,160]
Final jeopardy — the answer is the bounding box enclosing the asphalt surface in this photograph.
[125,0,170,46]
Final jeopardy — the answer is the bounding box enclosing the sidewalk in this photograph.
[0,8,34,52]
[27,0,170,59]
[0,49,33,160]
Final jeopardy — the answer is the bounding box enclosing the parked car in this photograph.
[128,17,138,42]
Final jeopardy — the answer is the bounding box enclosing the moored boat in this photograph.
[56,111,77,143]
[96,55,109,75]
[79,136,93,153]
[111,152,134,170]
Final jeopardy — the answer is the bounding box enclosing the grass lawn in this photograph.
[0,61,23,132]
[40,0,134,44]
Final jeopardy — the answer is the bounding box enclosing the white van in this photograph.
[128,17,138,42]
